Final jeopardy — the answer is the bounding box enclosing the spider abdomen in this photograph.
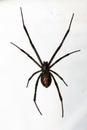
[41,73,51,88]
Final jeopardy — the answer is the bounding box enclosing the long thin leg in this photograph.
[51,73,64,117]
[26,70,41,88]
[50,50,80,68]
[10,42,41,68]
[20,7,43,66]
[49,13,74,65]
[33,74,42,115]
[50,70,68,86]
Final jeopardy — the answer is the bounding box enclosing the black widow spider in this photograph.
[11,7,80,117]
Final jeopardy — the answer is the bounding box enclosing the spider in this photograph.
[11,7,80,117]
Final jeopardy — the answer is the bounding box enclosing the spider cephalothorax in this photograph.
[11,7,80,117]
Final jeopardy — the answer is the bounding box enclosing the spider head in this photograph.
[42,61,50,72]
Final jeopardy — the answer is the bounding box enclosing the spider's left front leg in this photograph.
[51,73,64,117]
[33,74,42,115]
[20,7,43,66]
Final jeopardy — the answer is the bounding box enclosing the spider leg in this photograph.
[50,70,68,87]
[49,13,74,65]
[33,74,42,115]
[10,42,41,68]
[26,70,41,88]
[51,73,64,117]
[50,50,80,68]
[20,7,43,66]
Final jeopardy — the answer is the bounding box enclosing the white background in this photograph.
[0,0,87,130]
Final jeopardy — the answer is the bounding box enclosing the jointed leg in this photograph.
[50,50,80,68]
[49,13,74,65]
[50,70,68,86]
[10,42,41,68]
[33,74,42,115]
[51,73,64,117]
[20,7,43,66]
[26,70,41,88]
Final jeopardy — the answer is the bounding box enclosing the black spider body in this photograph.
[41,62,51,87]
[41,72,51,87]
[11,7,80,117]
